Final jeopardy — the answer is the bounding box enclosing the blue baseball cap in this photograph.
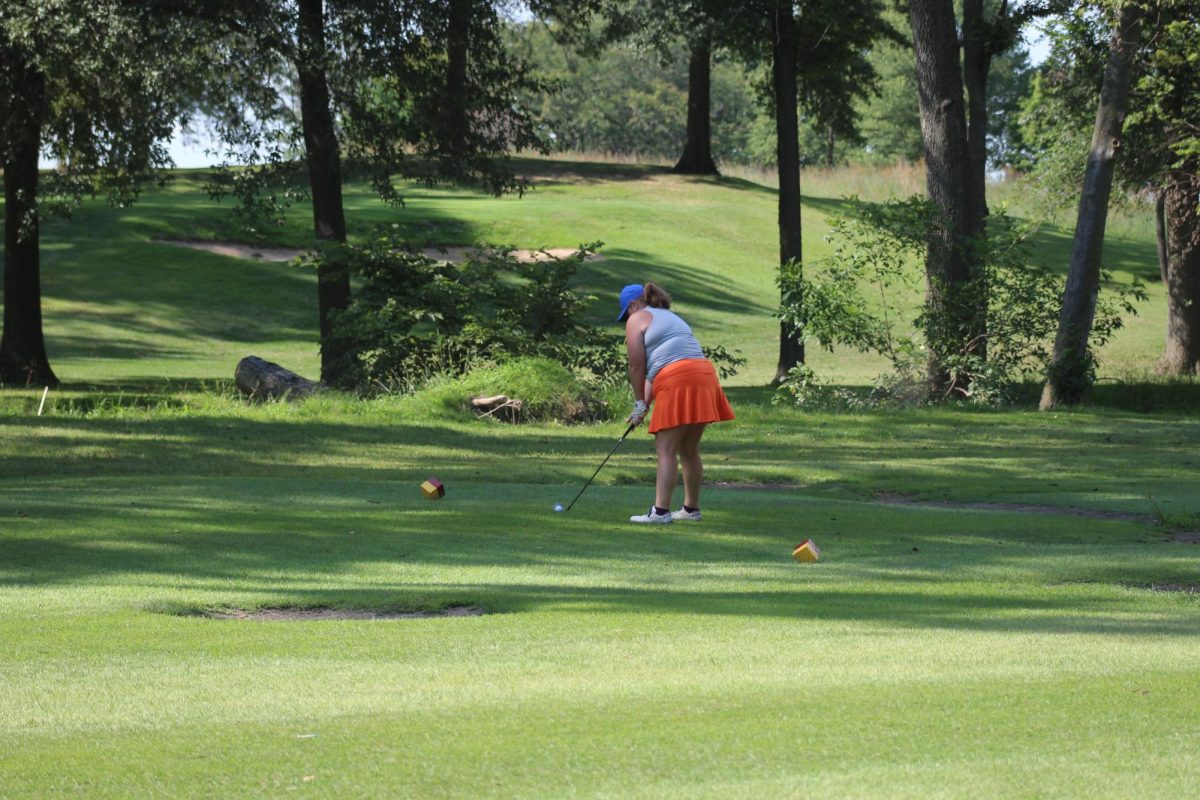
[617,283,644,322]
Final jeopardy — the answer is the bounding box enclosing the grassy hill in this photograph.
[12,157,1166,389]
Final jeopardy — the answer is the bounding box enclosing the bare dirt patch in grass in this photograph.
[874,494,1154,523]
[1173,531,1200,544]
[1148,583,1200,594]
[708,480,804,491]
[157,239,603,264]
[202,605,484,621]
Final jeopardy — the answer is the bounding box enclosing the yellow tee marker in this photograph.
[792,539,820,562]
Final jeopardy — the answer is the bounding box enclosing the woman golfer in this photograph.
[619,282,735,524]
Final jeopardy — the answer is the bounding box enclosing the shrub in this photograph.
[776,196,1144,407]
[307,229,747,400]
[301,231,615,392]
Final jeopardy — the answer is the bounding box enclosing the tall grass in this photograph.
[519,149,675,168]
[533,150,1035,210]
[719,160,932,200]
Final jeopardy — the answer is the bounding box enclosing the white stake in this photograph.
[37,385,49,416]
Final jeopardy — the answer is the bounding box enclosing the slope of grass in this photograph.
[4,156,1171,388]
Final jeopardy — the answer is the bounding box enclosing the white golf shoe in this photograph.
[670,507,702,521]
[629,507,673,524]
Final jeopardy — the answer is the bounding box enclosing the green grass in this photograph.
[14,156,1176,388]
[2,159,1199,797]
[2,395,1200,797]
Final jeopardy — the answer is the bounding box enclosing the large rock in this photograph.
[235,356,322,401]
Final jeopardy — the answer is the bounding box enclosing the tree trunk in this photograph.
[673,38,719,176]
[961,0,990,240]
[1039,5,1143,408]
[772,2,805,381]
[1158,172,1200,375]
[824,125,835,168]
[442,0,471,161]
[0,57,58,388]
[1155,190,1168,284]
[296,0,353,386]
[909,0,976,395]
[960,0,990,362]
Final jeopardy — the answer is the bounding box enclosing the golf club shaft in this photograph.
[565,422,637,511]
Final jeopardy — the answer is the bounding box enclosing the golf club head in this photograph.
[563,421,639,511]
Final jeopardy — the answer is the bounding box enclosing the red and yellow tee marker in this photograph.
[420,477,445,500]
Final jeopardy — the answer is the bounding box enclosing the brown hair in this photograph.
[642,282,671,309]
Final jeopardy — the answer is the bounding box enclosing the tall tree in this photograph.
[1159,170,1200,374]
[770,1,805,377]
[296,0,353,381]
[198,0,546,384]
[1,45,52,386]
[595,1,731,175]
[908,0,977,391]
[0,0,197,387]
[1024,1,1200,388]
[674,35,719,174]
[907,0,1061,393]
[856,9,1035,168]
[721,0,889,380]
[1134,5,1200,374]
[441,0,474,162]
[1039,4,1143,409]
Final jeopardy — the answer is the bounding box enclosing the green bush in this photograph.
[302,230,616,392]
[306,229,746,402]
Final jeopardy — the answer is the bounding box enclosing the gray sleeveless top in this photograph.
[644,307,704,381]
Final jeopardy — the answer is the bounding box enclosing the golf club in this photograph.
[561,422,637,512]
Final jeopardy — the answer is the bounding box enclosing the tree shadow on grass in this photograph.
[1023,223,1158,282]
[1003,379,1200,414]
[574,247,776,319]
[511,157,671,186]
[791,195,1158,287]
[45,335,195,362]
[1,493,1194,637]
[3,409,1200,500]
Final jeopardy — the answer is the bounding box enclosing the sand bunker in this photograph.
[157,239,602,264]
[157,239,307,262]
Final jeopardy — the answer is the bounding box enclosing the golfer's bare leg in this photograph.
[679,423,706,509]
[654,427,686,509]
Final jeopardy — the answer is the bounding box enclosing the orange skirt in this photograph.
[648,358,735,434]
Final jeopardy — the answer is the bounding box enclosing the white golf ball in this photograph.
[554,504,564,513]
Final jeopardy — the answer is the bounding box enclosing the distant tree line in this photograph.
[514,10,1034,172]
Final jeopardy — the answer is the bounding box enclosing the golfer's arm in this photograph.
[625,323,648,404]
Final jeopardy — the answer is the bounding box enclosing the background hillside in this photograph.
[28,158,1160,389]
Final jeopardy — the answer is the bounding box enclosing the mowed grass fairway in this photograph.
[2,160,1200,797]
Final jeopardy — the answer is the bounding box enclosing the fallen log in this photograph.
[471,394,523,422]
[235,356,322,401]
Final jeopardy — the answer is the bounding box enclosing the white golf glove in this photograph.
[627,400,648,425]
